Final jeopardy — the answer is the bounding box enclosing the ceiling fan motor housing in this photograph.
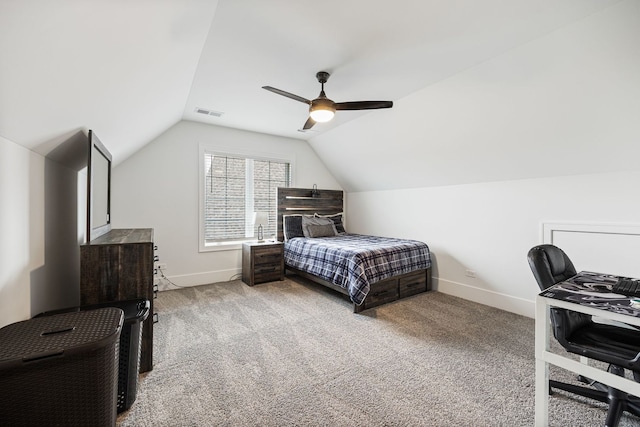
[316,71,330,84]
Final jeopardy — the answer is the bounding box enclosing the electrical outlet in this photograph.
[465,269,476,278]
[156,263,167,270]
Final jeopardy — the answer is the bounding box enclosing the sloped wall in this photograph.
[111,121,341,289]
[311,1,640,192]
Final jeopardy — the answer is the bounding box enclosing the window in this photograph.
[201,149,291,249]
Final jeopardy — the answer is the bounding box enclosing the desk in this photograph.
[535,271,640,426]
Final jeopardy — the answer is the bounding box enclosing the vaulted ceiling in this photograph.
[1,0,638,192]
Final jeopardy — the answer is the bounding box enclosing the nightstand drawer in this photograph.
[254,248,283,266]
[255,264,282,274]
[254,270,283,284]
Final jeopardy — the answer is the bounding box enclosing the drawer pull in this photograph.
[405,282,421,288]
[373,290,390,297]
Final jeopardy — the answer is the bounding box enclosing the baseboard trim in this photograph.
[436,278,535,318]
[157,268,242,291]
[157,271,535,318]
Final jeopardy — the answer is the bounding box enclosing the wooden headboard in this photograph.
[276,187,343,242]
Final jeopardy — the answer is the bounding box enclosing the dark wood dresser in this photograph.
[80,228,155,372]
[242,241,284,286]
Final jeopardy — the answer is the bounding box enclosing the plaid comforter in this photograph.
[284,233,431,305]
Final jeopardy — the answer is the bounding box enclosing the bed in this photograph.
[277,187,432,313]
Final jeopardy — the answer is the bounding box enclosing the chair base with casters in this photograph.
[549,368,640,426]
[528,244,640,426]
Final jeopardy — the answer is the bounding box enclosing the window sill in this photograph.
[199,241,243,252]
[199,239,278,253]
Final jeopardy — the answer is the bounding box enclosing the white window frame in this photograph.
[198,144,294,252]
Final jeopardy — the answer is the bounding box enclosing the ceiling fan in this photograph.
[262,71,393,130]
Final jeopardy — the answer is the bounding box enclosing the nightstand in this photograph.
[242,241,285,286]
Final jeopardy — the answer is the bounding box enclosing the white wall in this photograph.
[0,136,81,328]
[111,120,341,290]
[347,170,640,318]
[0,137,42,327]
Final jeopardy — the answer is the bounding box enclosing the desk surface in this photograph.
[539,271,640,318]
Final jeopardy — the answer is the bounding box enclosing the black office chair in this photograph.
[528,244,640,426]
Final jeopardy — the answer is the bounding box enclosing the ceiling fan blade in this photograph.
[302,117,316,130]
[262,86,311,104]
[334,101,393,110]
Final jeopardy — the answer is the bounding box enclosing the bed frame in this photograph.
[277,187,432,313]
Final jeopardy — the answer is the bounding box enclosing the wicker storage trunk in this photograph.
[0,308,123,426]
[36,299,150,412]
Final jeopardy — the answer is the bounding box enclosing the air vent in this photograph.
[195,108,224,117]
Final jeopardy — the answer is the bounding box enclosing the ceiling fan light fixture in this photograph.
[309,98,335,123]
[309,106,335,122]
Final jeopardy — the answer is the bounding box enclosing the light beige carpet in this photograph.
[117,276,640,426]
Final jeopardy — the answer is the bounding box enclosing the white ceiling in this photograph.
[183,0,622,139]
[1,0,637,191]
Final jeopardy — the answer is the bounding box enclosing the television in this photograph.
[86,130,112,241]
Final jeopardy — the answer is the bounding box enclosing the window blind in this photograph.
[203,152,290,243]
